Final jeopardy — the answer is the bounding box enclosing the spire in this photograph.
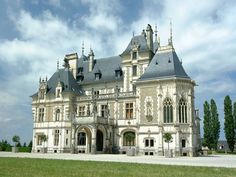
[57,59,59,70]
[168,19,173,45]
[82,41,84,55]
[154,24,158,42]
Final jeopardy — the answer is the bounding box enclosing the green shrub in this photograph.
[19,147,31,153]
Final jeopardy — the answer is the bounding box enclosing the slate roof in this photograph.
[121,35,150,55]
[139,49,190,81]
[77,56,123,84]
[31,68,83,97]
[47,68,83,94]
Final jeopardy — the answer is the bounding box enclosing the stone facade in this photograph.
[31,24,201,156]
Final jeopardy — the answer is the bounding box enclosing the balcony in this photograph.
[74,116,113,125]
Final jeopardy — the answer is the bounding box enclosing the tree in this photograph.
[12,135,20,147]
[224,96,235,152]
[203,101,213,148]
[163,133,173,151]
[210,99,220,150]
[233,102,236,142]
[41,134,48,149]
[28,140,32,148]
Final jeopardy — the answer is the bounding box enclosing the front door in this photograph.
[96,130,103,151]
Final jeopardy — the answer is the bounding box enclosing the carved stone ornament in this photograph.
[146,115,153,122]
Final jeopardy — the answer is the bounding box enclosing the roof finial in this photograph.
[82,41,84,55]
[169,18,173,45]
[57,59,59,70]
[154,24,158,42]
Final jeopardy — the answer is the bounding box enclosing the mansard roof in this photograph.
[47,68,83,94]
[139,47,190,81]
[77,55,123,84]
[31,68,83,97]
[121,35,150,55]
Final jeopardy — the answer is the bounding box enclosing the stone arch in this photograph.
[76,125,92,153]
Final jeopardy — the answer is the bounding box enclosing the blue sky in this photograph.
[0,0,236,145]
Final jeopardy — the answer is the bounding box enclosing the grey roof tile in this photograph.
[77,56,123,84]
[31,68,83,97]
[139,49,190,81]
[121,35,150,55]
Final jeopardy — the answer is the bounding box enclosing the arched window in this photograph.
[179,98,187,123]
[55,109,60,121]
[123,131,135,146]
[163,98,173,123]
[77,132,86,146]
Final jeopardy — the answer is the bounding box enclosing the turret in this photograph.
[88,48,94,72]
[146,24,153,51]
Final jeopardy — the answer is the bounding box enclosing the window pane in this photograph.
[150,139,154,147]
[145,139,149,147]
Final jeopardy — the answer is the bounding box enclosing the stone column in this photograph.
[158,126,164,156]
[91,126,97,154]
[175,126,180,156]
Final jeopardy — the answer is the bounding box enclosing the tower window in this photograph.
[179,98,187,123]
[55,109,60,121]
[54,130,59,146]
[125,103,133,119]
[132,65,137,76]
[163,98,173,123]
[132,51,137,60]
[38,108,45,122]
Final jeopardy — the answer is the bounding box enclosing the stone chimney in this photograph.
[88,48,94,72]
[146,24,153,51]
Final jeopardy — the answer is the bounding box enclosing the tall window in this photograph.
[145,138,154,147]
[101,105,108,117]
[125,103,133,119]
[182,139,186,148]
[132,65,137,76]
[55,109,60,121]
[79,106,85,116]
[132,51,137,60]
[77,132,86,145]
[37,135,43,145]
[54,130,59,146]
[38,108,44,122]
[123,132,135,146]
[179,98,187,123]
[87,105,91,116]
[163,98,173,123]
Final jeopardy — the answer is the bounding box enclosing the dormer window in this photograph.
[39,90,44,99]
[56,89,60,98]
[77,72,84,82]
[78,67,83,73]
[132,51,137,60]
[115,67,122,78]
[94,69,101,80]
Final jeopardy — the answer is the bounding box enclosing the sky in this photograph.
[0,0,236,145]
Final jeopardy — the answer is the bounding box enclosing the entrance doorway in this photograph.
[96,130,103,151]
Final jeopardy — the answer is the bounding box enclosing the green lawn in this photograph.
[0,157,235,177]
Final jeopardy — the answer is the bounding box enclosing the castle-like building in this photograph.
[31,24,200,156]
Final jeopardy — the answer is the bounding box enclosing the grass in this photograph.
[0,157,235,177]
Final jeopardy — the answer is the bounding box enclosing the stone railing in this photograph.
[74,116,113,125]
[77,91,136,101]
